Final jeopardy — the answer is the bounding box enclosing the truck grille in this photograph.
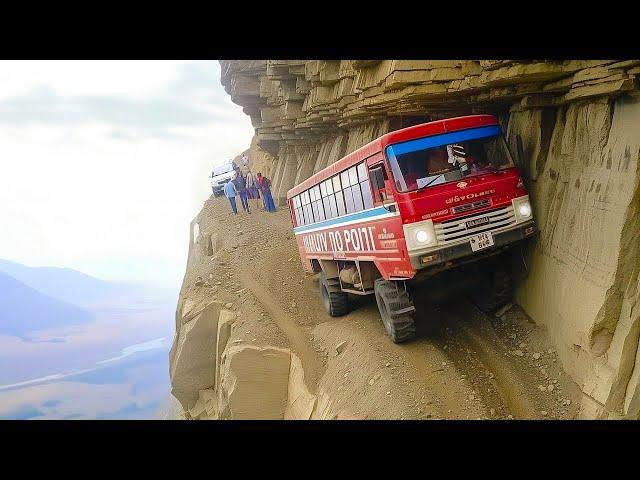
[451,198,491,214]
[435,205,516,245]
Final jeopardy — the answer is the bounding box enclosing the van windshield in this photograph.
[385,125,514,193]
[212,163,234,176]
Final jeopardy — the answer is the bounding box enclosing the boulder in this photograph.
[218,345,291,419]
[284,353,316,420]
[169,301,223,409]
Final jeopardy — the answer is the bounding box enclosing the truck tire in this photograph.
[319,272,349,317]
[374,278,416,343]
[469,261,512,314]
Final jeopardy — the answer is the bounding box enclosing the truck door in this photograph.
[369,164,389,205]
[366,153,394,205]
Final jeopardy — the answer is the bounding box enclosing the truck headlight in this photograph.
[518,203,531,217]
[416,229,430,244]
[512,195,533,223]
[404,220,437,251]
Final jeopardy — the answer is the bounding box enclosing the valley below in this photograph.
[0,262,176,420]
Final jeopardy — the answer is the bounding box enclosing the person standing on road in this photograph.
[224,177,239,215]
[245,169,260,209]
[234,172,250,213]
[257,172,277,213]
[240,154,250,177]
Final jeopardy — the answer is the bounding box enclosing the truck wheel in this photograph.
[319,272,349,317]
[469,261,512,314]
[374,279,416,343]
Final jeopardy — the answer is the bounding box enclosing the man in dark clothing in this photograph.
[233,173,250,213]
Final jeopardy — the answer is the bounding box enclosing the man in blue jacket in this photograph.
[233,172,250,214]
[224,177,239,215]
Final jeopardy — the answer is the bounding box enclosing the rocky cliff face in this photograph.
[219,60,640,419]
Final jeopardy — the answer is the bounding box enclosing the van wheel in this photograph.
[319,272,349,317]
[374,279,416,343]
[469,261,512,314]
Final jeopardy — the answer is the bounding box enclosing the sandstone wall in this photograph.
[508,95,640,418]
[219,60,640,418]
[220,60,639,203]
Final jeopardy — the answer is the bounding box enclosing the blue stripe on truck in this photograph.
[386,125,501,157]
[293,206,392,234]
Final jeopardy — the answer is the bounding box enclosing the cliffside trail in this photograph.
[177,195,581,419]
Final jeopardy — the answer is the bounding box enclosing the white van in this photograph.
[210,162,237,197]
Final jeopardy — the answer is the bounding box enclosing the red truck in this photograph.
[287,115,536,342]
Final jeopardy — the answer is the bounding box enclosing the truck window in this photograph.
[357,163,374,210]
[386,126,515,193]
[294,161,377,226]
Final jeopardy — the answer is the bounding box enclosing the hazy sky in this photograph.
[0,60,254,288]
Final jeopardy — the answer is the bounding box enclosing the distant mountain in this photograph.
[0,259,160,308]
[0,272,92,337]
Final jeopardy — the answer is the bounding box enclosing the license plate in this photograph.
[466,216,489,229]
[469,232,494,252]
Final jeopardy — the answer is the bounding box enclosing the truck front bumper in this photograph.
[409,221,536,271]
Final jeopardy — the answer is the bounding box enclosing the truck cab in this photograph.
[381,120,535,278]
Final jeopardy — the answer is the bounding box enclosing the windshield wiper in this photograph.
[417,174,445,190]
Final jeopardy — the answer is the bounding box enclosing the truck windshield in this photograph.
[213,163,234,176]
[385,125,515,193]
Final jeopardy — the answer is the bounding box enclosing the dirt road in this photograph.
[185,195,581,419]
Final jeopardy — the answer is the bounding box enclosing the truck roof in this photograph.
[287,114,498,200]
